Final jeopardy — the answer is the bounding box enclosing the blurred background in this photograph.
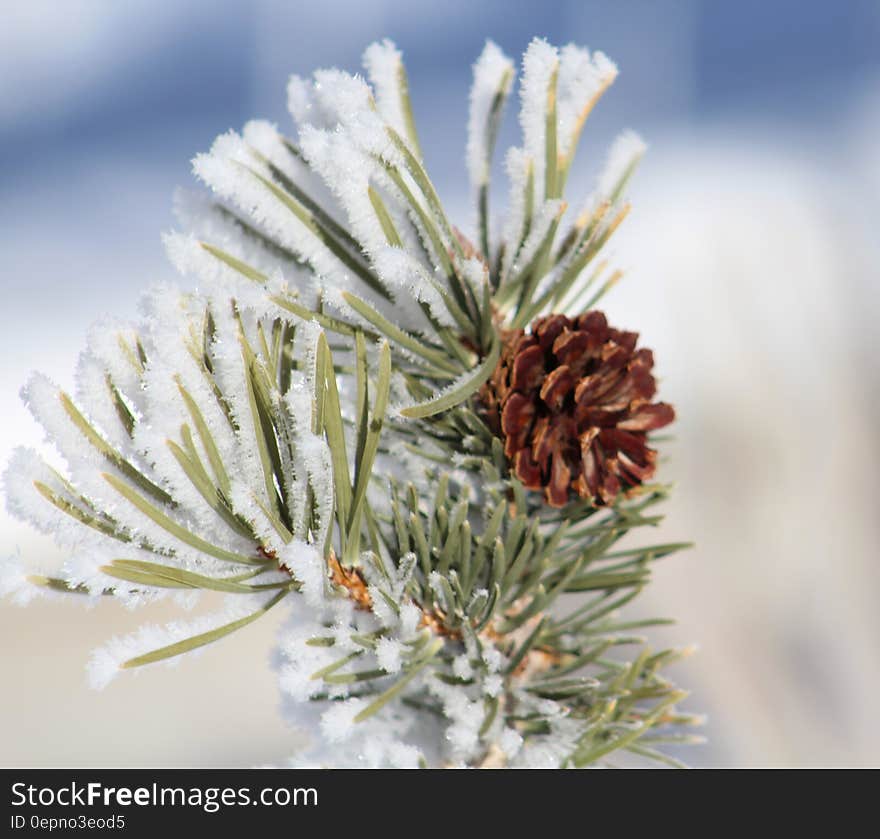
[2,0,878,767]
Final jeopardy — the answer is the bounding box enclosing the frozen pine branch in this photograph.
[2,36,700,768]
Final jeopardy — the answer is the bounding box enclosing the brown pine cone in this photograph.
[478,311,674,507]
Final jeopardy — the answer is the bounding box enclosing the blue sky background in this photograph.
[3,0,878,316]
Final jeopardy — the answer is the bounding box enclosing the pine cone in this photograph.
[479,311,675,507]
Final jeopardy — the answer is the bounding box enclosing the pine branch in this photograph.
[2,35,699,769]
